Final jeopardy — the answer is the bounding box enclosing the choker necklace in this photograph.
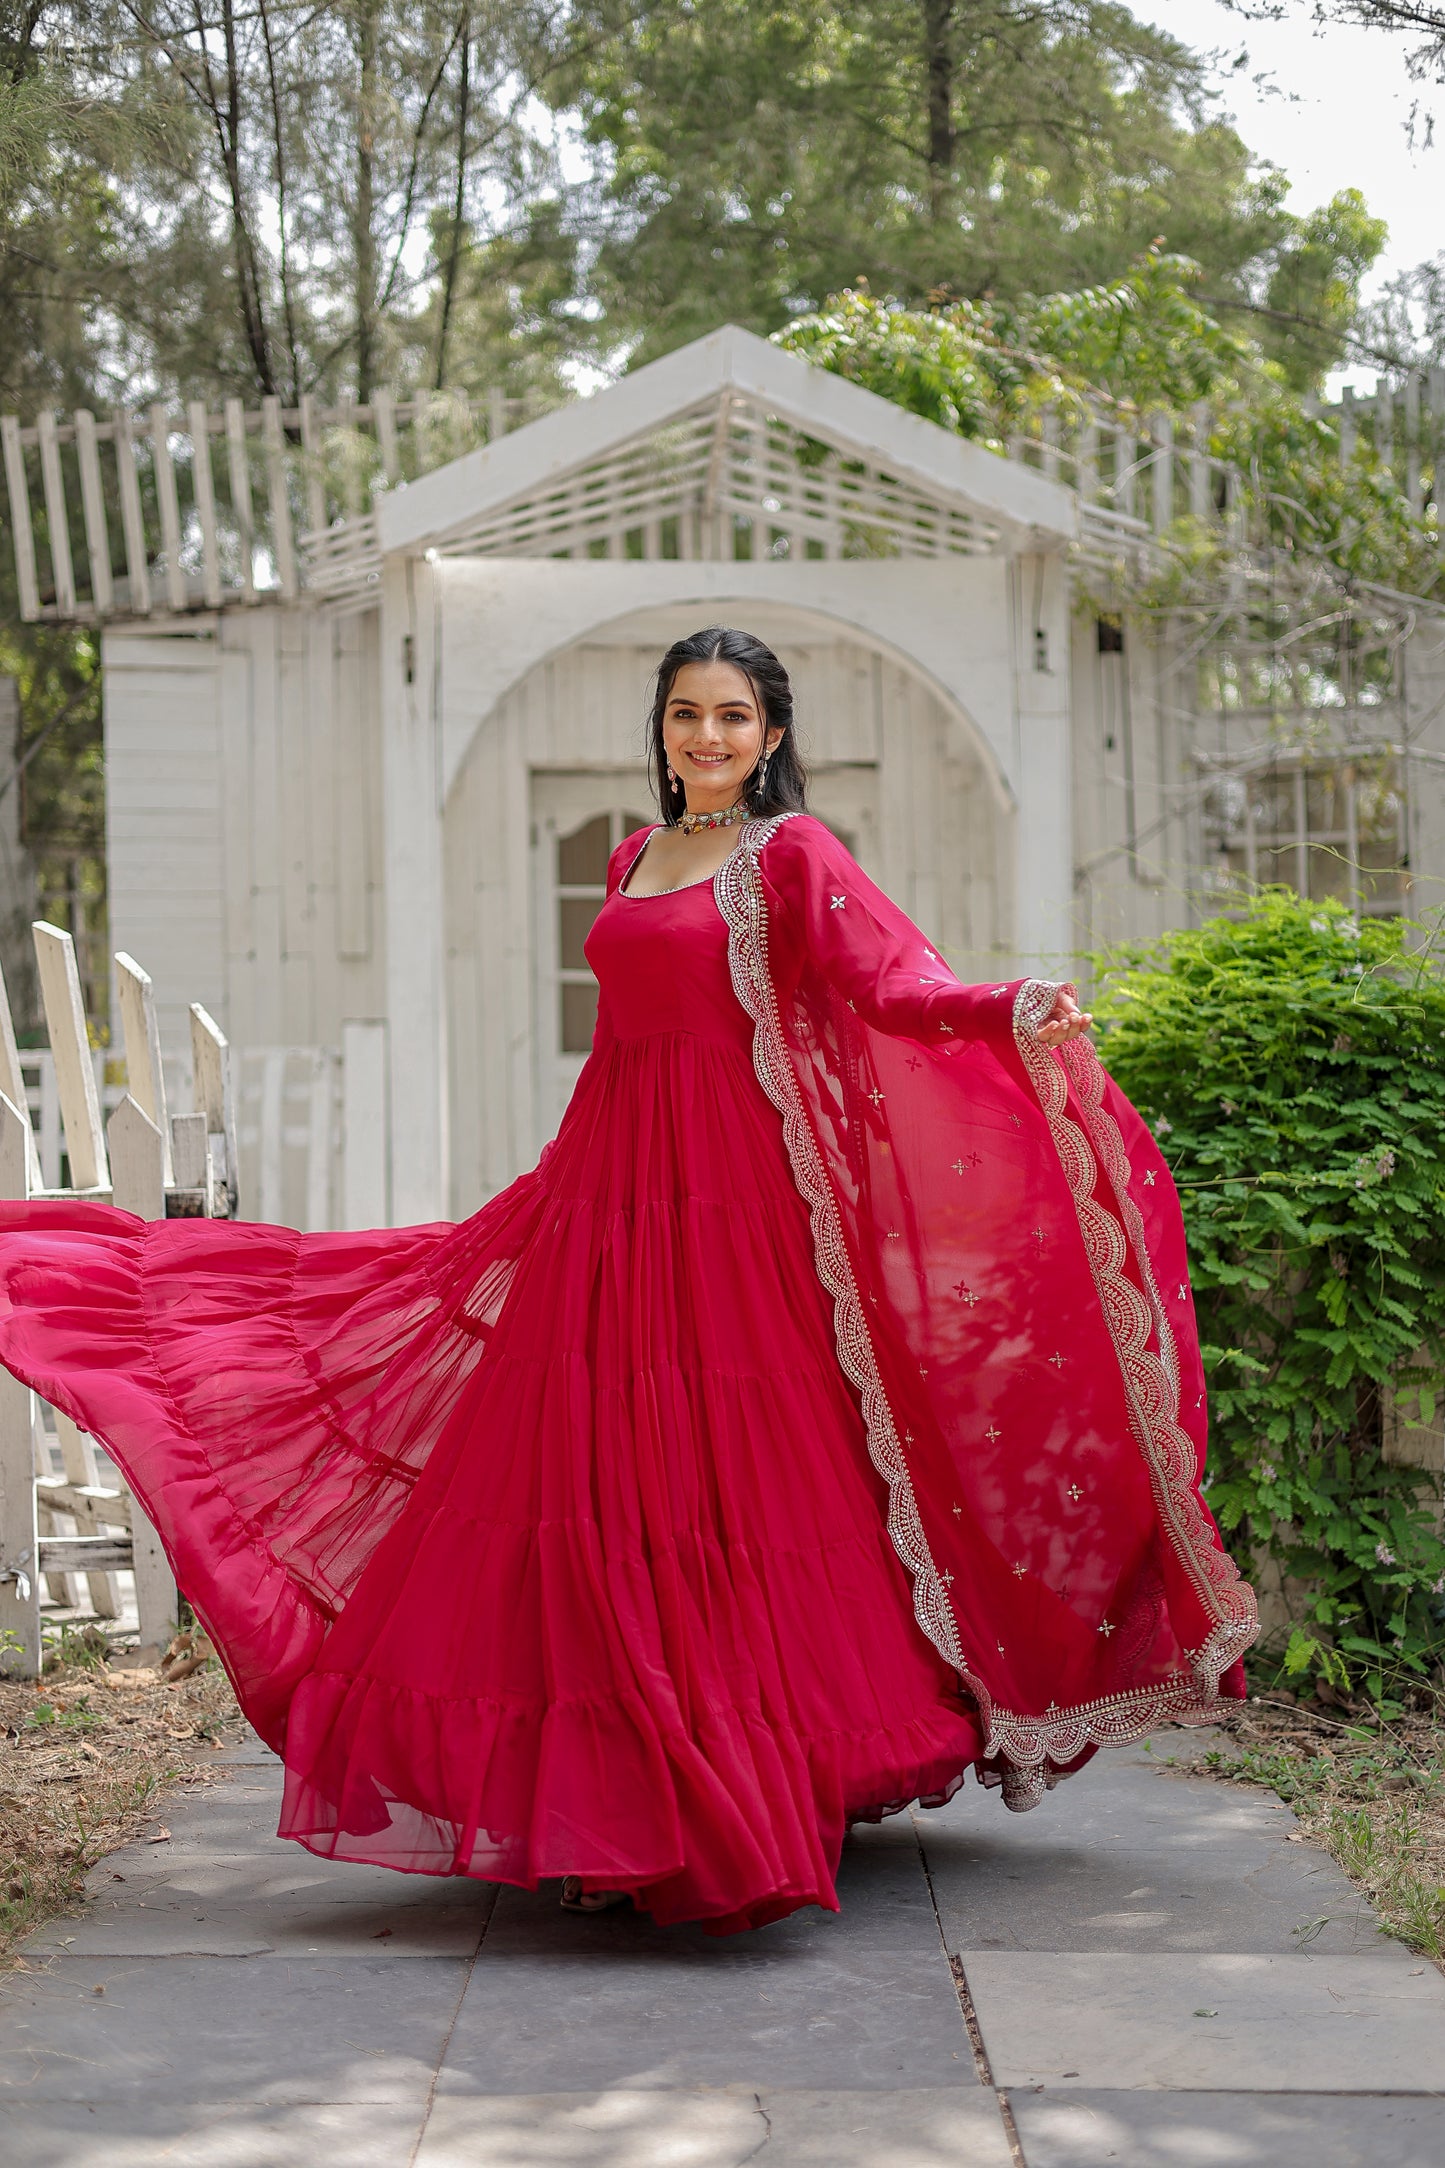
[678,802,750,835]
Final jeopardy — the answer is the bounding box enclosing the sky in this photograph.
[1156,2,1444,304]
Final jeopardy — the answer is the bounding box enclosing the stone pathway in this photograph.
[3,1731,1445,2165]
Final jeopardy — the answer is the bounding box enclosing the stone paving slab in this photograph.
[963,1947,1445,2092]
[25,1863,494,1959]
[6,1718,1445,2162]
[1009,2088,1445,2167]
[0,1954,469,2104]
[417,2087,1015,2166]
[921,1744,1382,1956]
[0,2102,427,2168]
[438,1822,978,2097]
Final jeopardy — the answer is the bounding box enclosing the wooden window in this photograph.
[555,807,649,1052]
[1205,755,1408,915]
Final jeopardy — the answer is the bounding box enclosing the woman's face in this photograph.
[662,660,783,810]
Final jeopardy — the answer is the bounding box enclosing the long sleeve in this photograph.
[762,815,1060,1048]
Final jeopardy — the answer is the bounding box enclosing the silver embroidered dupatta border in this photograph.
[717,816,1258,1798]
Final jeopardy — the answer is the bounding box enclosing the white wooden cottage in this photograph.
[95,326,1082,1223]
[7,323,1445,1229]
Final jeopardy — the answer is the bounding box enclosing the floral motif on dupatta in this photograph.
[715,813,1257,1808]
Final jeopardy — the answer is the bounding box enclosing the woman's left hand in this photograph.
[1037,990,1093,1047]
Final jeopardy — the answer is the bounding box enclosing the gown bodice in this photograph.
[584,846,754,1057]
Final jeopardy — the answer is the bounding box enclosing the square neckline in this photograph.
[618,825,748,900]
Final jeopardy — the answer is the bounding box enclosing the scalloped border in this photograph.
[717,822,1257,1789]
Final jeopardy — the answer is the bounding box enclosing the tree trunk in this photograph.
[354,0,380,402]
[434,15,471,391]
[923,0,955,221]
[211,0,277,394]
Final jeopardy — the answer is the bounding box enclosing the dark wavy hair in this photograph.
[647,626,808,826]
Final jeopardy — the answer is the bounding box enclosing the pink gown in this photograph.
[0,836,982,1932]
[0,815,1255,1932]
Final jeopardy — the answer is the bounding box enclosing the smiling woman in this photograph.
[0,625,1253,1935]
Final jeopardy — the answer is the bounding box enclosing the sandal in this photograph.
[559,1876,632,1914]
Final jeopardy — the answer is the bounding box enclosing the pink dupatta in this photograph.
[714,813,1256,1807]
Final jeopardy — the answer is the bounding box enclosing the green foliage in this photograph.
[1093,892,1445,1699]
[561,0,1327,367]
[777,250,1440,602]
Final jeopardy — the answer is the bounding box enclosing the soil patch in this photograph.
[1,1640,244,1968]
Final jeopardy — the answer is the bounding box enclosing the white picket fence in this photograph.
[2,364,1443,627]
[0,921,239,1677]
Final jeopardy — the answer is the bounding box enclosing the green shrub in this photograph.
[1094,892,1445,1704]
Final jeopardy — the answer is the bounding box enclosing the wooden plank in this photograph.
[334,614,374,959]
[373,387,400,485]
[262,396,299,600]
[188,401,223,607]
[108,1093,163,1217]
[1,414,42,620]
[298,390,327,536]
[54,1410,120,1615]
[341,1019,388,1227]
[150,404,187,611]
[36,1476,131,1529]
[170,1109,207,1190]
[105,1092,178,1645]
[114,952,173,1184]
[1152,412,1175,535]
[336,392,364,516]
[304,1048,332,1230]
[74,409,114,615]
[36,410,77,617]
[257,1048,286,1221]
[0,958,41,1191]
[1113,426,1137,521]
[112,408,152,615]
[225,398,257,601]
[35,1052,61,1188]
[33,922,109,1191]
[190,1002,238,1211]
[37,1534,133,1575]
[0,1094,38,1674]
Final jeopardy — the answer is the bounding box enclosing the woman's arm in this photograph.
[762,816,1090,1048]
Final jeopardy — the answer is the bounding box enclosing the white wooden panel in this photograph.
[341,1020,388,1227]
[114,953,173,1184]
[103,629,225,1046]
[0,1095,36,1672]
[33,923,108,1190]
[106,1092,179,1648]
[188,400,223,607]
[112,408,151,616]
[334,612,375,959]
[0,962,42,1191]
[150,405,186,612]
[36,410,76,618]
[1,415,41,621]
[74,409,114,615]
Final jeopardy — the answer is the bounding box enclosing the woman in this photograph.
[0,626,1255,1935]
